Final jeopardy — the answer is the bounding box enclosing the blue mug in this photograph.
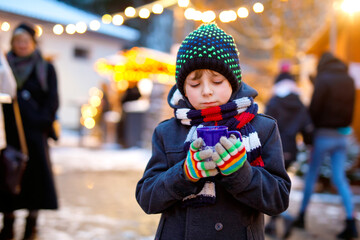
[197,126,241,148]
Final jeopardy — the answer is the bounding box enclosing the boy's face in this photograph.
[184,69,232,110]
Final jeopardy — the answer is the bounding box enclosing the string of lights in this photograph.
[0,0,267,37]
[1,0,359,38]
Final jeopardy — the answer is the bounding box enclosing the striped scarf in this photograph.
[174,95,263,207]
[176,97,263,167]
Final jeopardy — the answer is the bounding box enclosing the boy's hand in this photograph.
[184,138,218,182]
[212,135,247,176]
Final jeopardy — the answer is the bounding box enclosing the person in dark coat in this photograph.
[265,62,313,169]
[289,52,358,239]
[264,62,313,238]
[0,23,59,240]
[136,23,291,240]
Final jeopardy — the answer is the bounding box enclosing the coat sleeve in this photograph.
[135,125,202,214]
[218,116,291,216]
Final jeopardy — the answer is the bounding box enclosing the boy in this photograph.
[136,23,291,240]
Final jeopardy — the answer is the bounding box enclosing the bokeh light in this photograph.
[253,2,264,13]
[102,14,112,24]
[53,24,64,35]
[184,8,196,20]
[84,117,95,129]
[178,0,190,8]
[89,20,101,31]
[1,22,10,32]
[237,7,249,18]
[219,10,237,23]
[152,3,164,14]
[341,0,360,14]
[65,24,76,34]
[202,11,216,23]
[76,22,87,34]
[35,25,43,37]
[112,14,124,25]
[139,8,151,19]
[125,7,136,17]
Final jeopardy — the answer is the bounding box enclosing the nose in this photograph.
[202,82,213,96]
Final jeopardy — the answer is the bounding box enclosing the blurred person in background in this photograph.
[264,61,313,239]
[289,52,358,240]
[0,23,59,240]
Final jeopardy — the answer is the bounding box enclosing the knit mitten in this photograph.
[184,138,218,182]
[212,135,247,175]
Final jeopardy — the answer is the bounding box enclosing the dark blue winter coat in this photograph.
[136,83,291,240]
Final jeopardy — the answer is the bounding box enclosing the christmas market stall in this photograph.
[81,47,176,148]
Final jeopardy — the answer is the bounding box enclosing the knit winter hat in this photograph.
[12,23,37,43]
[175,23,242,96]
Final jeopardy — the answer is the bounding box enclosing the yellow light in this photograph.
[116,80,129,91]
[237,7,249,18]
[178,0,190,8]
[112,14,124,25]
[76,22,87,34]
[87,182,94,189]
[102,14,112,24]
[89,20,101,31]
[125,7,136,17]
[89,95,101,108]
[53,24,64,35]
[81,104,98,118]
[65,24,76,34]
[139,8,151,19]
[184,8,196,20]
[1,22,10,32]
[84,117,95,129]
[152,3,164,14]
[35,25,43,37]
[253,2,264,13]
[201,11,216,23]
[341,0,360,14]
[89,87,103,98]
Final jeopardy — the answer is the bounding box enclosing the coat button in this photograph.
[215,222,223,231]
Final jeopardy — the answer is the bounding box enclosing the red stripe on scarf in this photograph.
[201,106,222,122]
[201,106,221,116]
[250,156,264,167]
[235,112,255,129]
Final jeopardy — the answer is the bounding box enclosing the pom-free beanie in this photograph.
[12,23,37,43]
[175,23,242,96]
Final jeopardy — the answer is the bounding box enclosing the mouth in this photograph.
[202,102,217,107]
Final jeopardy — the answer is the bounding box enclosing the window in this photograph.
[74,47,89,59]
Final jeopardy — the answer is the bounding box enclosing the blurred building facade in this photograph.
[0,0,139,129]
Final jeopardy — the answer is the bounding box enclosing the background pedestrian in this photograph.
[264,61,314,238]
[290,52,358,240]
[0,22,59,240]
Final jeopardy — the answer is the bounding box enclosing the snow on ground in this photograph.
[50,129,151,173]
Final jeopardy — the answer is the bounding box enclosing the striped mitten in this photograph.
[184,138,219,182]
[212,135,247,176]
